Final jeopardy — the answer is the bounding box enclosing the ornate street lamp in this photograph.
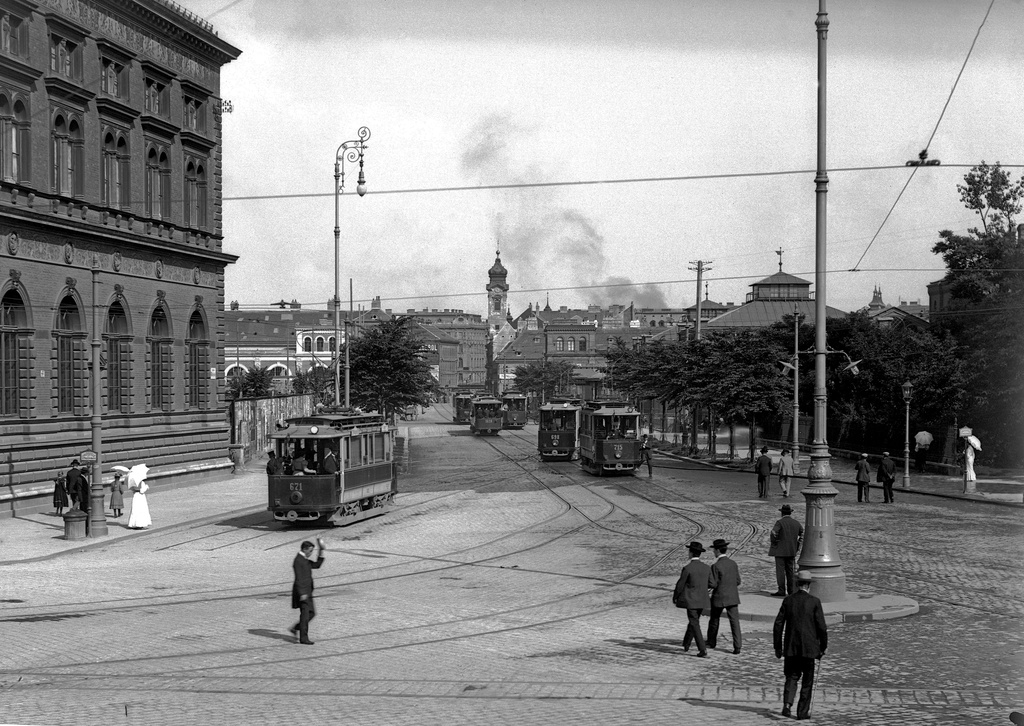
[902,380,913,488]
[797,0,847,602]
[333,127,370,408]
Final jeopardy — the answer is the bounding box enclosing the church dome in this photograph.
[488,251,507,277]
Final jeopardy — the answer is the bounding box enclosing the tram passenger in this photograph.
[291,448,314,475]
[321,446,338,475]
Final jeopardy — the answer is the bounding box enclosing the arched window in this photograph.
[1,288,28,417]
[649,320,657,327]
[567,338,575,352]
[0,96,28,183]
[303,336,312,353]
[52,113,83,197]
[186,311,209,409]
[102,132,129,208]
[105,300,131,413]
[184,159,207,228]
[315,337,324,352]
[54,294,83,413]
[146,146,170,219]
[555,337,564,352]
[328,336,336,352]
[149,305,172,411]
[579,337,587,352]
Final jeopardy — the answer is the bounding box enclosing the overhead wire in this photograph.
[849,0,998,272]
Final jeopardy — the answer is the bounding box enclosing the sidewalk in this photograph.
[657,445,1024,507]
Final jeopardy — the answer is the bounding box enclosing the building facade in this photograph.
[0,0,240,513]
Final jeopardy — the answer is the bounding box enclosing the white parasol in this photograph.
[111,465,130,474]
[127,463,150,488]
[966,435,982,451]
[914,431,933,447]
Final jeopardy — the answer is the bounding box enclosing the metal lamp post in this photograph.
[333,126,370,409]
[797,0,846,602]
[902,380,913,488]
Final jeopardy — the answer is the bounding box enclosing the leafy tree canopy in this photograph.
[348,316,435,417]
[227,365,274,400]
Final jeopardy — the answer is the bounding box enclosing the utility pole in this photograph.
[688,260,711,455]
[687,260,712,342]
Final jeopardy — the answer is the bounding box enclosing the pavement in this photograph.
[1,408,1021,726]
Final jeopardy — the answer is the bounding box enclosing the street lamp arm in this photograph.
[335,127,371,197]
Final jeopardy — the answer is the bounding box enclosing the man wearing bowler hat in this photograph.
[774,570,828,719]
[673,541,717,657]
[877,451,897,503]
[769,504,803,597]
[756,446,773,498]
[706,538,742,654]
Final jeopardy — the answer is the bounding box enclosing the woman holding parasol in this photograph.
[126,463,152,529]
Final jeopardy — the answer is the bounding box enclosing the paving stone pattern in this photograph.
[0,405,1021,726]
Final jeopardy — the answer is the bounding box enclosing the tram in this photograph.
[470,395,503,435]
[537,398,581,461]
[453,393,474,424]
[500,390,528,429]
[267,409,397,526]
[578,400,642,476]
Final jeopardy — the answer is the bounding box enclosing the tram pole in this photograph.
[333,127,370,409]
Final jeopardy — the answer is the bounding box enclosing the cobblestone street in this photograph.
[1,406,1021,725]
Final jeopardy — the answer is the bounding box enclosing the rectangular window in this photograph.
[107,339,129,413]
[49,36,80,79]
[100,59,126,99]
[57,336,74,413]
[0,329,19,416]
[187,342,208,409]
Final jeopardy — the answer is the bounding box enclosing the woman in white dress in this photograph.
[126,463,152,529]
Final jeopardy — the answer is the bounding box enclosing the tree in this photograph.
[348,317,434,418]
[514,359,577,400]
[931,162,1024,466]
[292,366,333,404]
[226,365,274,399]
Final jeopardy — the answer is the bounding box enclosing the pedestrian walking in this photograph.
[913,430,932,473]
[769,504,803,596]
[877,451,896,503]
[854,453,872,503]
[756,446,773,498]
[773,570,828,720]
[639,434,653,477]
[706,538,742,654]
[672,541,717,657]
[108,467,128,518]
[777,448,795,497]
[52,475,68,516]
[126,463,152,529]
[289,537,326,645]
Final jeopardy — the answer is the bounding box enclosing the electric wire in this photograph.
[850,0,998,272]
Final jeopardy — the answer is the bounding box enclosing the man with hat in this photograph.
[289,537,326,645]
[672,541,717,657]
[877,451,897,503]
[756,446,773,498]
[768,504,803,597]
[706,538,742,654]
[773,570,828,720]
[854,453,872,503]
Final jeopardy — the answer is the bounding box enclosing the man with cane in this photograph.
[773,570,828,719]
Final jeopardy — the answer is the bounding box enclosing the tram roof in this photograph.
[583,401,638,413]
[472,396,502,404]
[271,413,391,439]
[540,399,582,410]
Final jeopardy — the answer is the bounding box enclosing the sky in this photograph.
[183,0,1024,318]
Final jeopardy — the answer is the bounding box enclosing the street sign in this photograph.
[79,450,97,463]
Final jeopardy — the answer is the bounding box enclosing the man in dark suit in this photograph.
[673,541,717,657]
[756,447,773,498]
[290,538,326,645]
[877,451,897,503]
[706,538,742,654]
[773,570,828,720]
[65,459,85,511]
[321,447,338,475]
[769,504,803,596]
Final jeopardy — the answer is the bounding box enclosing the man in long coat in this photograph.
[769,505,803,596]
[877,451,897,503]
[756,447,773,498]
[706,538,742,654]
[290,538,326,645]
[673,541,717,657]
[65,459,84,510]
[773,570,828,719]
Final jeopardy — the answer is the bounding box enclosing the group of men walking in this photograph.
[672,502,827,720]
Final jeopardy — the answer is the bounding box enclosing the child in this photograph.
[53,475,68,516]
[109,471,126,517]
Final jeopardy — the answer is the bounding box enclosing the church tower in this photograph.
[487,249,509,332]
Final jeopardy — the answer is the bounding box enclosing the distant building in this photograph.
[0,0,241,512]
[861,285,930,330]
[705,269,847,330]
[405,306,488,387]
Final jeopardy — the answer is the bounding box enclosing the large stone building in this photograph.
[0,0,240,514]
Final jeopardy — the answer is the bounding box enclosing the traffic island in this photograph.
[738,589,919,625]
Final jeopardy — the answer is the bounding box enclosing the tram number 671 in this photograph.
[290,482,302,492]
